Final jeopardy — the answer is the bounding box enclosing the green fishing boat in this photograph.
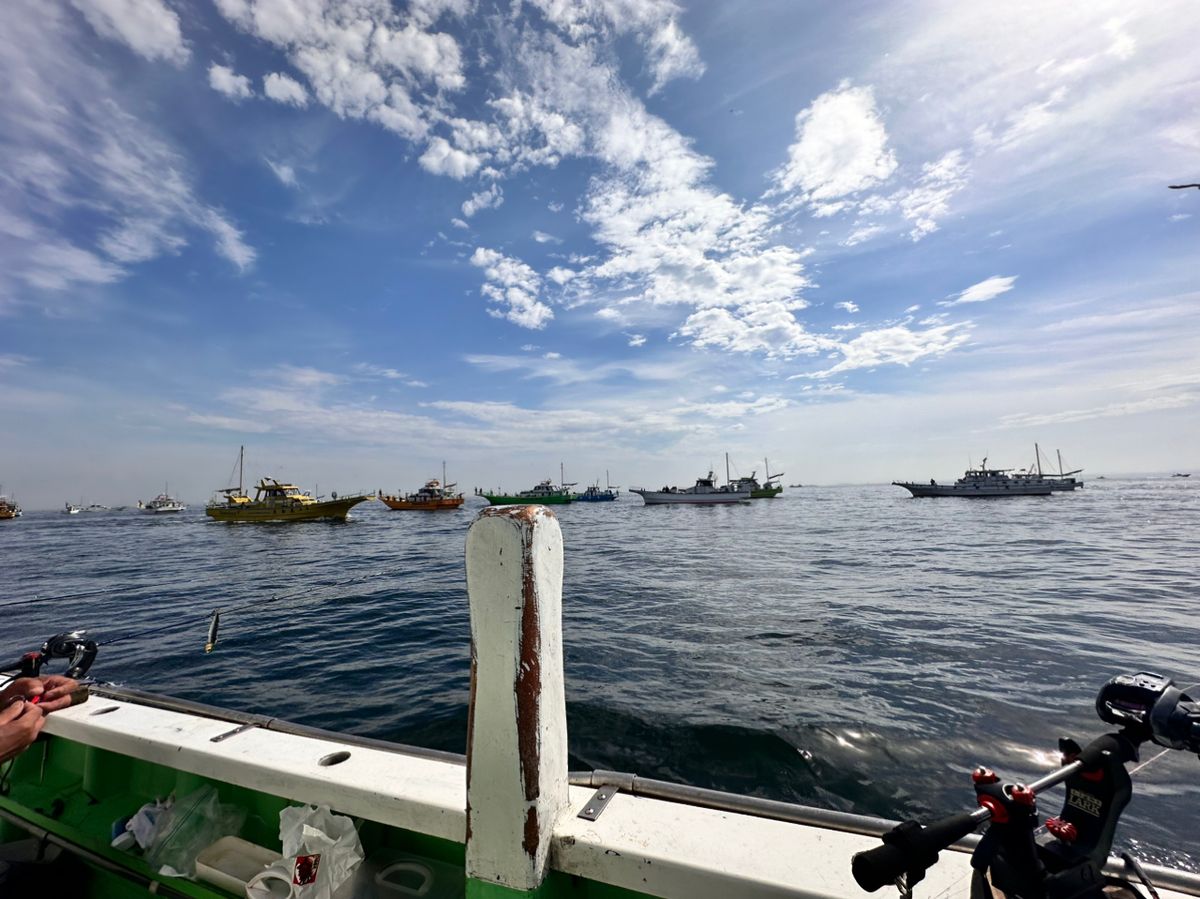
[476,464,575,505]
[731,457,784,498]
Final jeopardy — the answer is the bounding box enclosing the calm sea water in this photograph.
[4,480,1198,870]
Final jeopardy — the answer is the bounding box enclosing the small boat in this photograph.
[788,483,803,488]
[894,457,1053,497]
[83,503,111,512]
[380,463,465,511]
[139,489,187,514]
[63,502,81,514]
[1018,443,1083,491]
[477,479,574,505]
[630,455,751,505]
[478,463,576,505]
[730,457,784,498]
[205,446,372,522]
[0,491,20,520]
[1173,472,1191,478]
[574,471,620,502]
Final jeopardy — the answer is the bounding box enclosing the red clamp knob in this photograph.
[1045,817,1077,843]
[978,794,1009,824]
[972,767,999,784]
[1009,784,1035,807]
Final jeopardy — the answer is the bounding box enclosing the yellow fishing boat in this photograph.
[205,447,372,522]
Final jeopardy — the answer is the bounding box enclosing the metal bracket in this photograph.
[211,722,257,743]
[577,784,620,821]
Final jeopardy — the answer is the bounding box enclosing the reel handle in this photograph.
[852,812,981,892]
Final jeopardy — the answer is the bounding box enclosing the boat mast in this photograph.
[1035,443,1042,477]
[443,460,447,486]
[238,445,244,494]
[725,452,731,486]
[1057,449,1064,476]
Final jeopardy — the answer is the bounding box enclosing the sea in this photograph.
[4,479,1198,871]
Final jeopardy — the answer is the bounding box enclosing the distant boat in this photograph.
[63,502,81,514]
[730,457,784,498]
[574,471,619,502]
[477,463,576,505]
[83,503,111,512]
[0,492,20,520]
[1173,472,1191,478]
[894,458,1053,497]
[630,454,751,505]
[380,463,465,511]
[788,484,803,488]
[205,446,372,522]
[140,489,187,514]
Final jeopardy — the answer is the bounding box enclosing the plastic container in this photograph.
[195,836,281,894]
[351,850,464,899]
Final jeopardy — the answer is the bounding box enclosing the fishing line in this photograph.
[96,568,390,650]
[0,581,187,611]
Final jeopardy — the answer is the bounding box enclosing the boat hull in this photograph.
[751,486,783,498]
[380,495,465,511]
[205,495,372,521]
[630,489,749,505]
[481,493,573,505]
[893,481,1052,497]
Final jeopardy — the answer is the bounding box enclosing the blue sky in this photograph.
[2,0,1199,507]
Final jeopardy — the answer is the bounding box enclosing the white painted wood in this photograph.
[465,505,569,891]
[39,697,467,842]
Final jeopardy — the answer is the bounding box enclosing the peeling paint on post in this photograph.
[465,505,569,894]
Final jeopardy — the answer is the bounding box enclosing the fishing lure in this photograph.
[205,610,220,653]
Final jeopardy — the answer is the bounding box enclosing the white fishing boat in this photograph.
[895,458,1054,497]
[63,502,81,514]
[1,507,1196,899]
[630,454,752,504]
[139,488,187,513]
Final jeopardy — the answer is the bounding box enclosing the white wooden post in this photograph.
[465,505,569,892]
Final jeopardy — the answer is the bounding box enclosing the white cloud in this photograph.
[70,0,189,65]
[941,275,1018,307]
[895,148,968,240]
[835,301,859,313]
[461,183,503,217]
[998,394,1197,429]
[470,247,553,329]
[532,229,560,244]
[450,217,469,229]
[263,72,309,107]
[772,83,897,204]
[0,2,254,307]
[628,334,646,347]
[265,159,297,187]
[841,224,884,246]
[208,63,254,101]
[1169,213,1192,222]
[420,136,483,179]
[808,323,971,378]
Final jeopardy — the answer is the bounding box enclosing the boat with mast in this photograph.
[1021,443,1083,491]
[894,457,1054,497]
[730,458,784,498]
[0,488,20,520]
[205,446,372,522]
[477,463,576,505]
[380,462,465,511]
[63,502,81,514]
[139,486,187,514]
[574,470,619,502]
[630,454,752,505]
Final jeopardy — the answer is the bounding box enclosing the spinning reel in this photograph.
[852,672,1199,899]
[0,631,98,680]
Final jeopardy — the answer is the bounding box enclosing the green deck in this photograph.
[0,732,642,898]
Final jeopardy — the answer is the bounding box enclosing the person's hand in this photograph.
[0,677,42,707]
[34,676,80,713]
[0,699,45,763]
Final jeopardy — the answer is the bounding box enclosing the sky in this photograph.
[2,0,1199,508]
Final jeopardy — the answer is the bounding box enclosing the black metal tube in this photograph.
[0,806,194,898]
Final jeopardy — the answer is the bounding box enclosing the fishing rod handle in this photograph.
[851,811,983,892]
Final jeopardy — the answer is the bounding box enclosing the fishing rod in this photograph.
[0,580,189,612]
[852,672,1200,899]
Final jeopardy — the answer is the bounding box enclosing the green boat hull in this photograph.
[481,494,573,505]
[751,486,783,498]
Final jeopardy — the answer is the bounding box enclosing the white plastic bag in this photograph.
[247,805,363,899]
[145,786,246,878]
